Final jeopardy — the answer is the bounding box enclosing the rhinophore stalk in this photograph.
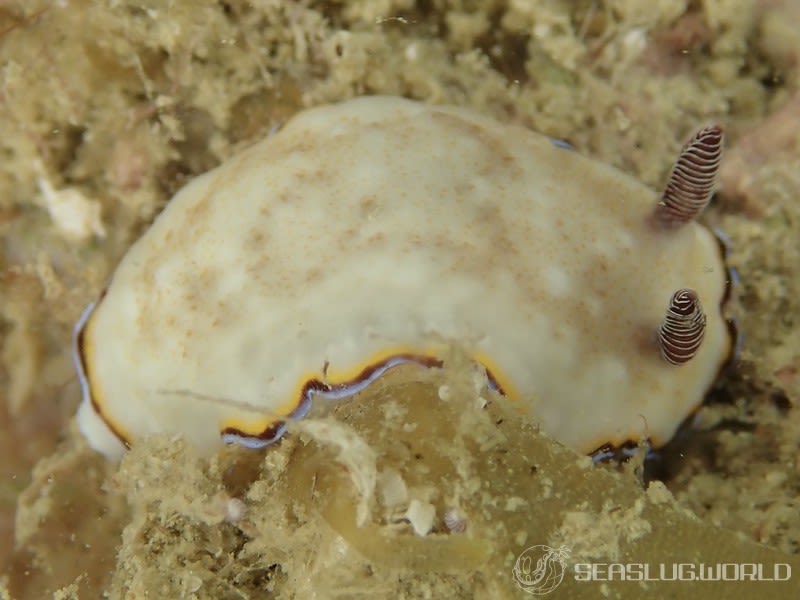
[659,289,706,365]
[653,125,724,227]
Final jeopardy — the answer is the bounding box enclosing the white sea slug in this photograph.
[72,96,734,460]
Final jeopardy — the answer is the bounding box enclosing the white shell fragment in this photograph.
[37,172,106,241]
[73,96,733,459]
[443,509,468,533]
[404,499,436,537]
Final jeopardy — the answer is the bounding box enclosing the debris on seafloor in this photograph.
[12,365,800,598]
[719,92,800,217]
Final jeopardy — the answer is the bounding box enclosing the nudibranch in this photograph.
[72,96,734,460]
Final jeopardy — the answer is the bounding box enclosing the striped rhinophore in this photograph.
[659,289,706,365]
[654,125,724,227]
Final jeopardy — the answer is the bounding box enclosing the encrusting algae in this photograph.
[13,361,800,598]
[1,1,800,599]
